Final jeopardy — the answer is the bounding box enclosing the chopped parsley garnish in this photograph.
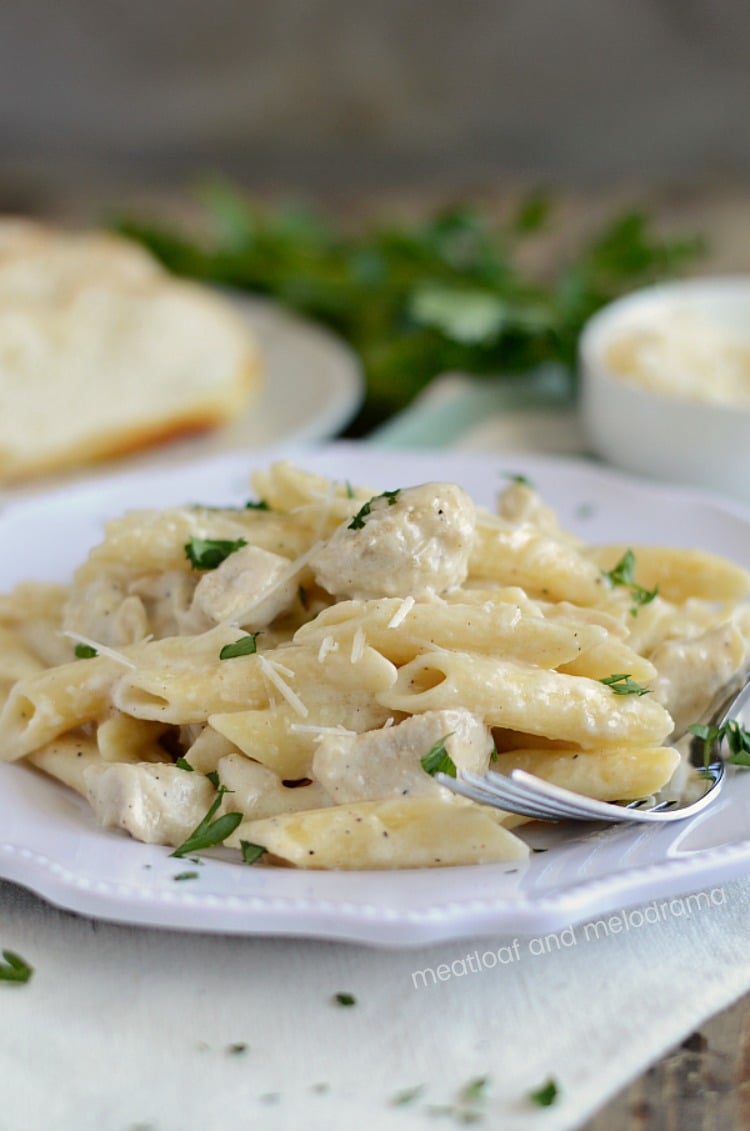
[206,770,220,788]
[244,499,270,510]
[173,871,199,882]
[116,191,702,425]
[333,992,356,1007]
[529,1077,559,1107]
[219,633,260,660]
[175,757,194,772]
[345,480,355,499]
[0,949,33,984]
[391,1085,425,1106]
[461,1076,489,1104]
[504,472,533,487]
[599,673,651,696]
[74,642,98,659]
[421,734,457,777]
[347,489,401,530]
[170,786,242,858]
[240,841,267,865]
[184,537,247,570]
[689,718,750,768]
[601,549,658,616]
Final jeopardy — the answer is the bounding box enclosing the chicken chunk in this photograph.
[190,544,298,629]
[83,762,215,846]
[650,621,746,735]
[312,708,494,804]
[311,482,476,600]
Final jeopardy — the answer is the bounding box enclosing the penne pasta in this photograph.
[2,461,748,870]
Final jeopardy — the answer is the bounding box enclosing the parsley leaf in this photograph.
[219,633,260,660]
[599,673,651,696]
[170,786,242,858]
[391,1085,425,1106]
[421,734,457,777]
[240,841,267,865]
[601,549,658,616]
[529,1078,559,1107]
[184,537,247,570]
[333,992,356,1006]
[461,1076,490,1104]
[74,643,98,659]
[347,489,401,530]
[689,718,750,768]
[115,191,702,427]
[173,871,199,882]
[0,949,33,984]
[244,499,270,510]
[175,757,194,772]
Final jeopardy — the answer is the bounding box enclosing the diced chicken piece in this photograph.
[312,708,494,804]
[83,762,215,846]
[190,545,298,629]
[130,569,197,638]
[63,571,149,646]
[217,752,331,821]
[651,622,746,735]
[311,483,476,600]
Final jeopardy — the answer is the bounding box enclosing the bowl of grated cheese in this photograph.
[579,276,750,504]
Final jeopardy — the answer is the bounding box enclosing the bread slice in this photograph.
[0,220,261,482]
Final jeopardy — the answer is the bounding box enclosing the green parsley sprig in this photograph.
[219,633,260,660]
[171,785,242,858]
[184,537,247,570]
[689,718,750,768]
[113,185,703,429]
[529,1077,559,1107]
[74,642,98,659]
[0,949,33,984]
[240,841,267,865]
[599,673,651,696]
[347,489,401,530]
[421,734,457,777]
[601,549,658,616]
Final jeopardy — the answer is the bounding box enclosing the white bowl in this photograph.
[579,277,750,504]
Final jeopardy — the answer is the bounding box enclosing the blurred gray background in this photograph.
[1,0,748,212]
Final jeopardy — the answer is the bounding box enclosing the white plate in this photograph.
[1,445,749,948]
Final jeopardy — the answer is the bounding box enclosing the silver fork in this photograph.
[436,679,750,824]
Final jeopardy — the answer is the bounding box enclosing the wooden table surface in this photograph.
[4,173,750,1130]
[582,991,750,1130]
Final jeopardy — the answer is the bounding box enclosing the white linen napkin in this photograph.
[3,371,750,1131]
[3,875,750,1131]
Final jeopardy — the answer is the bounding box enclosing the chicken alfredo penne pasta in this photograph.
[1,462,749,870]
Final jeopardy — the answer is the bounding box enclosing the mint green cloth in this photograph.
[370,366,575,450]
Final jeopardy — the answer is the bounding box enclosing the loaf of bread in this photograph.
[0,219,261,482]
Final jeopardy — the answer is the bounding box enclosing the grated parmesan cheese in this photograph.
[387,596,415,629]
[350,627,366,663]
[288,722,356,737]
[317,635,340,663]
[258,655,309,718]
[62,630,137,670]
